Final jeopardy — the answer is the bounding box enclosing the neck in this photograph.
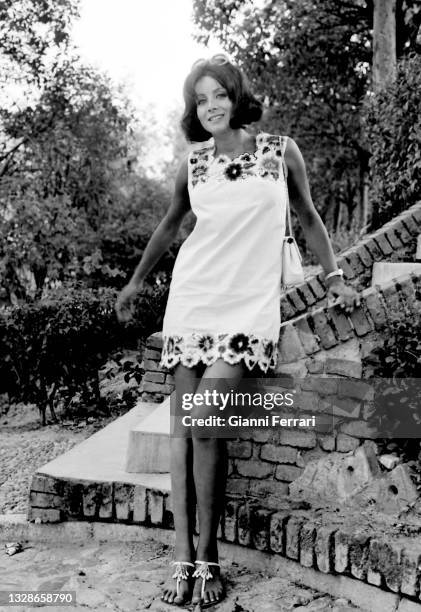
[213,129,248,156]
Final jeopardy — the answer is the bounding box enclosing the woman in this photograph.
[115,55,360,608]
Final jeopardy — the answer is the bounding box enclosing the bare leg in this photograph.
[161,363,202,605]
[190,358,246,606]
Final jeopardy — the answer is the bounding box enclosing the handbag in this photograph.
[280,145,305,290]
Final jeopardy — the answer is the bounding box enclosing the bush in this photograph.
[0,183,177,299]
[364,53,421,230]
[0,282,169,423]
[363,312,421,460]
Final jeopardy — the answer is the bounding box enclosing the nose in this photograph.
[207,97,219,113]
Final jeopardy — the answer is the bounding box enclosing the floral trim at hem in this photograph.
[160,332,278,373]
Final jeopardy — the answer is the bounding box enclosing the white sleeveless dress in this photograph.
[160,132,288,373]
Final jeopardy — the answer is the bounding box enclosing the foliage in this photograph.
[0,282,169,424]
[363,312,421,456]
[363,53,421,229]
[0,57,174,299]
[0,0,79,84]
[0,184,177,301]
[1,58,138,212]
[0,0,176,302]
[95,174,174,281]
[192,0,421,243]
[0,192,95,300]
[0,286,117,423]
[160,104,190,185]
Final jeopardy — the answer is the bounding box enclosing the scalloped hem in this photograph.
[159,332,278,374]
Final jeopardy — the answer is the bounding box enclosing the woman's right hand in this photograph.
[115,281,143,323]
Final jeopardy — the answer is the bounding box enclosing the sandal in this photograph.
[192,561,225,608]
[162,561,195,606]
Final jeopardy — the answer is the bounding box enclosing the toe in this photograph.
[204,588,213,604]
[192,584,202,603]
[162,589,174,603]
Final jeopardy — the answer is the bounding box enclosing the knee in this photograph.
[190,404,207,421]
[189,394,224,421]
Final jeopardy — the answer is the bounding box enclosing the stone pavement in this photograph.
[0,538,365,612]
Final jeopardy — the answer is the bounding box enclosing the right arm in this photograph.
[115,156,191,321]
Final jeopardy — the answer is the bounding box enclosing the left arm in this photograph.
[284,137,360,312]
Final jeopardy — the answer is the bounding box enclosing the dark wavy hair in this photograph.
[181,60,263,142]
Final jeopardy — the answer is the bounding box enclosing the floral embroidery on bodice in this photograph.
[189,132,286,188]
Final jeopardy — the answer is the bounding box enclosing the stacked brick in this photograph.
[221,496,421,602]
[28,474,173,528]
[280,200,421,322]
[270,270,419,365]
[140,333,174,403]
[224,389,379,509]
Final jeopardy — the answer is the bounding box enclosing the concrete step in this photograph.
[371,261,421,286]
[126,395,171,473]
[35,402,170,488]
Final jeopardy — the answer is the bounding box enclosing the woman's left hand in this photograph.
[326,278,361,313]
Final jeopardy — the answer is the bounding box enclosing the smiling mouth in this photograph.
[208,114,224,122]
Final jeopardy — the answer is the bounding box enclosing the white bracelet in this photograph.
[325,268,344,281]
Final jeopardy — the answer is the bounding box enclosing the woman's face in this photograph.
[194,75,233,135]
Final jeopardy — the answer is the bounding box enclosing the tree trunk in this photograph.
[373,0,397,93]
[358,148,372,230]
[368,0,397,229]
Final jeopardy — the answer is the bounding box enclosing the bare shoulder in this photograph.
[174,154,189,191]
[284,136,306,174]
[164,153,191,226]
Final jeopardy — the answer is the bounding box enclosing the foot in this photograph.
[192,561,225,607]
[161,561,194,606]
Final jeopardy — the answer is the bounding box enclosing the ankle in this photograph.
[195,547,219,563]
[174,545,194,562]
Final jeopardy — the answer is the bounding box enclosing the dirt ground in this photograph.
[0,401,116,515]
[0,537,366,612]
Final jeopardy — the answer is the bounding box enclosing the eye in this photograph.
[196,99,206,105]
[217,92,227,98]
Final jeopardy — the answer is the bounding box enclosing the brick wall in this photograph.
[137,272,421,508]
[140,333,173,403]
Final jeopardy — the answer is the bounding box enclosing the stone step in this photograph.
[371,261,421,286]
[34,401,170,487]
[125,395,171,473]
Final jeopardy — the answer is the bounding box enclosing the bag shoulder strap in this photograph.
[279,136,292,237]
